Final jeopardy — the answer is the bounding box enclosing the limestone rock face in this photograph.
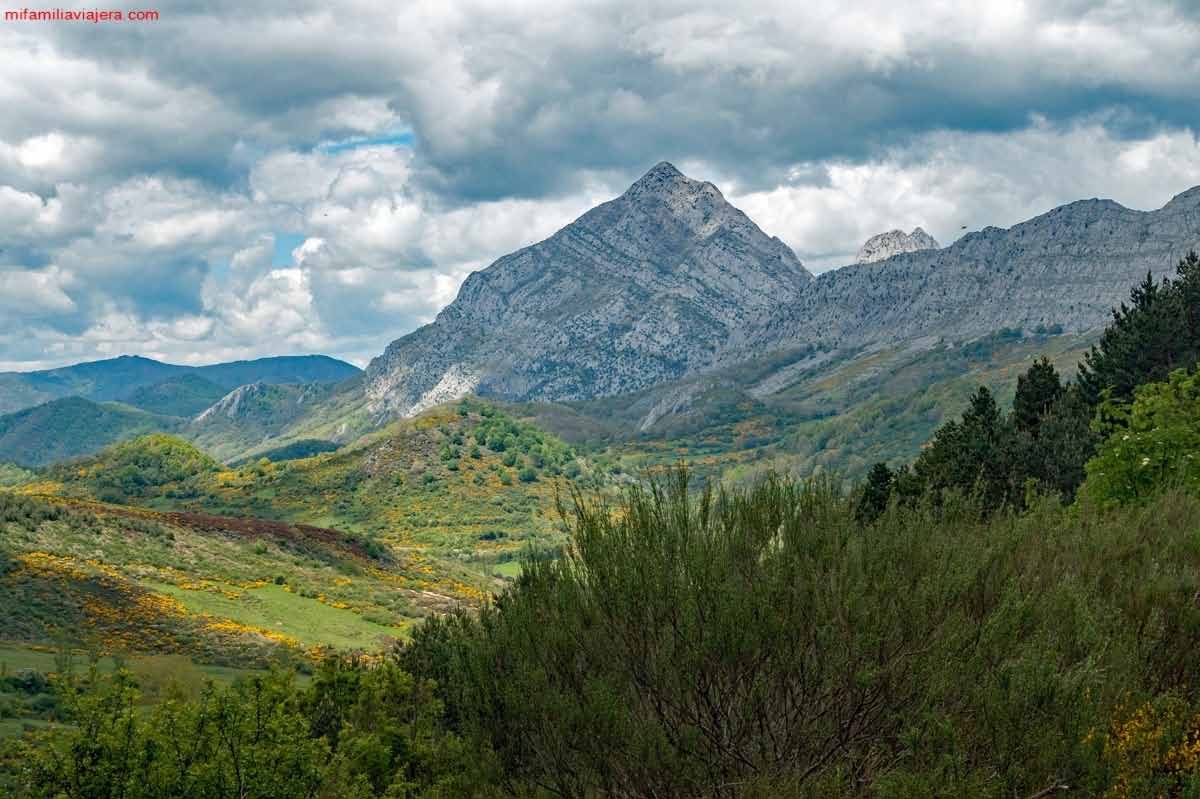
[365,164,1200,419]
[364,161,813,416]
[856,227,940,263]
[746,189,1200,355]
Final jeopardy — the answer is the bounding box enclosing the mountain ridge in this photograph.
[0,354,361,417]
[363,162,1200,422]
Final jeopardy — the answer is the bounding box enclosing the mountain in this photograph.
[0,354,361,416]
[192,355,361,389]
[0,356,183,415]
[856,227,939,263]
[362,164,1200,426]
[123,374,229,417]
[0,396,182,467]
[364,161,813,417]
[189,381,343,462]
[749,188,1200,355]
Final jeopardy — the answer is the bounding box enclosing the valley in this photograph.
[1,165,1193,676]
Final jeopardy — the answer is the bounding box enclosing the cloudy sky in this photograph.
[2,0,1200,370]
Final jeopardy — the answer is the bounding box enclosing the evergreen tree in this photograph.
[856,462,894,522]
[913,386,1016,512]
[1011,385,1099,502]
[1013,357,1063,436]
[1078,253,1200,405]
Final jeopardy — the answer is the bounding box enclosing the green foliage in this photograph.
[3,658,481,799]
[0,464,34,488]
[1082,368,1200,506]
[1012,356,1063,435]
[911,386,1015,510]
[1078,252,1200,405]
[405,470,1200,797]
[49,434,218,503]
[1011,385,1100,501]
[234,439,340,465]
[855,461,894,522]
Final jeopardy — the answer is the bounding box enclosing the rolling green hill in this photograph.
[40,400,617,574]
[122,373,229,417]
[0,397,181,468]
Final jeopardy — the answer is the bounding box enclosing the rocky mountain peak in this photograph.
[628,160,687,191]
[856,227,940,264]
[365,162,812,417]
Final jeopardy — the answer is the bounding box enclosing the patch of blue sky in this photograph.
[317,132,414,155]
[272,232,307,266]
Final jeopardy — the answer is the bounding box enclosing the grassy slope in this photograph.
[0,490,500,671]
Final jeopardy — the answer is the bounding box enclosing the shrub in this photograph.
[1082,368,1200,506]
[407,469,1200,798]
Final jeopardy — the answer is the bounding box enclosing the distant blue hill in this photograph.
[0,354,361,416]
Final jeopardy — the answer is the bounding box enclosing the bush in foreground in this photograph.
[408,470,1200,798]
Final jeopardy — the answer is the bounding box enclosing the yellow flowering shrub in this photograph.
[1097,695,1200,798]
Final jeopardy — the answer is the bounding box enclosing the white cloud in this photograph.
[733,120,1200,271]
[0,267,76,316]
[3,0,1200,369]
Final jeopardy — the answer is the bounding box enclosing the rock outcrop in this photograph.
[856,227,940,263]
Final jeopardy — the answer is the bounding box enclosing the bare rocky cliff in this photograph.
[365,165,1200,419]
[365,162,813,416]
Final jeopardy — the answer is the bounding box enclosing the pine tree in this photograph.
[913,386,1016,512]
[1013,357,1063,436]
[1077,253,1200,405]
[856,462,894,522]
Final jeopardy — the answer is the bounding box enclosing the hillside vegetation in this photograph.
[0,490,494,667]
[40,400,617,574]
[0,398,182,467]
